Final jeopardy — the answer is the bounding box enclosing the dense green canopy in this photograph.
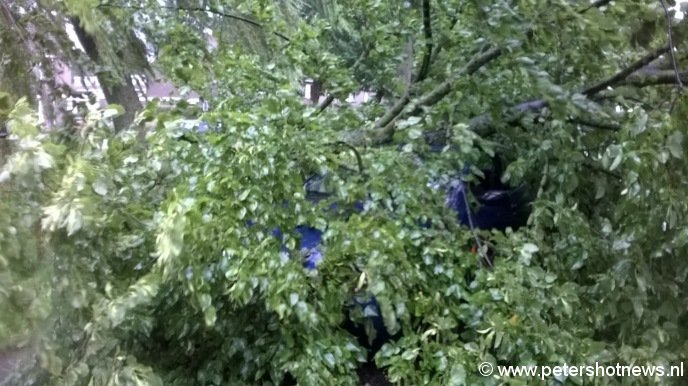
[1,0,687,385]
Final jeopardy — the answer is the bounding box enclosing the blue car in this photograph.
[271,158,532,353]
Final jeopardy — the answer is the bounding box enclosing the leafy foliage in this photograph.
[0,100,57,348]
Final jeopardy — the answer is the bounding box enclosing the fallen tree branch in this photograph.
[469,44,674,136]
[364,0,618,144]
[368,46,676,142]
[373,95,410,131]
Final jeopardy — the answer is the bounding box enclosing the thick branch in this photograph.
[582,45,670,96]
[414,0,433,83]
[468,99,547,135]
[0,3,26,42]
[470,65,685,136]
[374,95,410,130]
[622,70,688,87]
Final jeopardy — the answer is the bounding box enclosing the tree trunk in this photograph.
[310,79,322,104]
[38,82,56,129]
[70,18,142,131]
[0,4,36,106]
[0,131,9,166]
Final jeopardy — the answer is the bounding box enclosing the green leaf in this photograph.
[92,179,108,196]
[401,348,419,361]
[594,178,607,199]
[204,306,217,327]
[520,243,539,265]
[448,364,467,386]
[667,131,684,159]
[102,104,125,119]
[408,128,422,140]
[66,207,83,236]
[610,154,622,171]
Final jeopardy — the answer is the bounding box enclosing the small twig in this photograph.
[579,0,613,14]
[458,180,492,268]
[428,13,460,65]
[314,95,334,115]
[327,141,365,175]
[536,161,549,200]
[313,50,369,115]
[526,160,549,228]
[177,133,198,144]
[568,117,621,131]
[659,0,683,91]
[582,162,622,179]
[97,3,291,42]
[669,92,681,114]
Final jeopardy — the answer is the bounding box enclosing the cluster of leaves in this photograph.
[0,99,57,348]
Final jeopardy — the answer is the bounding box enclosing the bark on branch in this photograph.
[70,17,143,131]
[622,69,688,87]
[414,0,433,83]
